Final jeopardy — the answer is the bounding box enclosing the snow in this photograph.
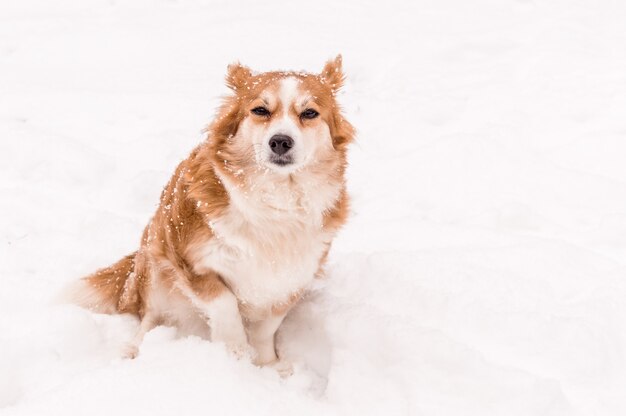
[1,0,626,414]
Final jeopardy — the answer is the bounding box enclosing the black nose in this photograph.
[269,134,294,156]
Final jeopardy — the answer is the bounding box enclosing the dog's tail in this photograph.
[60,251,143,314]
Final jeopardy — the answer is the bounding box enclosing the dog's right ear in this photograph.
[226,62,252,92]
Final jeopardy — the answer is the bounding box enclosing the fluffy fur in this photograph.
[67,56,354,369]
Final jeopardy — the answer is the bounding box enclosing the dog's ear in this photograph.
[226,62,252,91]
[320,54,344,92]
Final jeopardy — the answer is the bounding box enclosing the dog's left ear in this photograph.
[320,54,344,92]
[226,62,252,91]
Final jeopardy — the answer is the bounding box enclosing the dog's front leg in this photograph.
[247,313,286,366]
[178,274,250,358]
[203,290,250,357]
[246,313,294,376]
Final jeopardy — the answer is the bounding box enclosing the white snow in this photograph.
[2,0,626,414]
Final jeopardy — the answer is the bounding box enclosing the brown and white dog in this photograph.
[67,56,354,371]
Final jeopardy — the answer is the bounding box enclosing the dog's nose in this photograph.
[269,135,294,155]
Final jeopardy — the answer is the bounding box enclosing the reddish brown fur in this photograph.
[75,56,354,351]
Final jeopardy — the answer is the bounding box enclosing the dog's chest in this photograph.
[191,205,330,312]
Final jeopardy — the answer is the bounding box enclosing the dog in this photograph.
[66,55,354,372]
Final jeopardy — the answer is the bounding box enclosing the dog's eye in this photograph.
[251,107,270,117]
[300,109,319,119]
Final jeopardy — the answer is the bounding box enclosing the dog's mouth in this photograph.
[269,154,294,167]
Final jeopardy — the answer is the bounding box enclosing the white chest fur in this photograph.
[191,170,340,313]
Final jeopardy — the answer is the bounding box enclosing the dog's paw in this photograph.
[121,343,139,359]
[266,359,294,378]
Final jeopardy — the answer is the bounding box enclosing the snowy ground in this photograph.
[2,0,626,414]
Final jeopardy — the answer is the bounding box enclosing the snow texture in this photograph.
[1,0,626,415]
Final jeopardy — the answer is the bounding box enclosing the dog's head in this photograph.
[208,56,354,179]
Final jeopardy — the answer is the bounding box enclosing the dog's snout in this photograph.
[269,135,294,156]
